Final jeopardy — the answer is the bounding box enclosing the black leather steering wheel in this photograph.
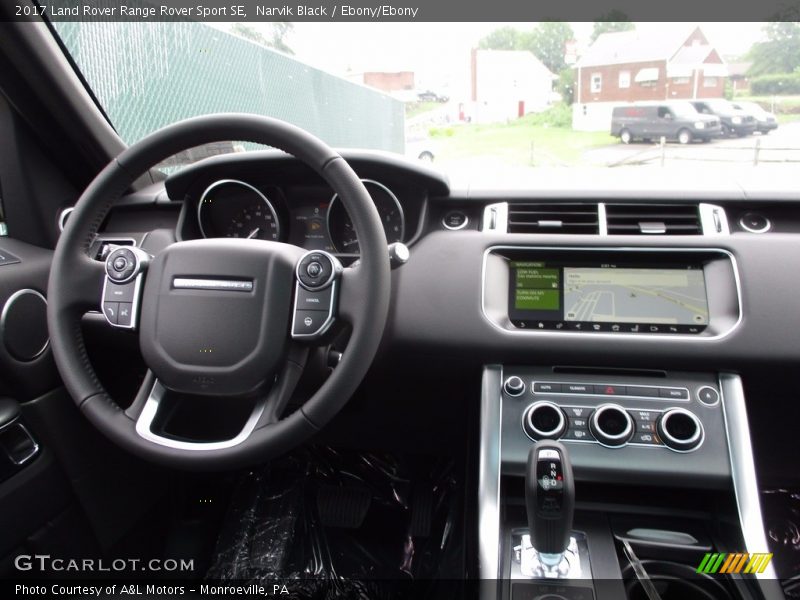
[47,114,391,471]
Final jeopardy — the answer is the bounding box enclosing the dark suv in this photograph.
[690,99,756,137]
[611,101,721,144]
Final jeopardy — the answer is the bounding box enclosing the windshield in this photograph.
[50,21,800,178]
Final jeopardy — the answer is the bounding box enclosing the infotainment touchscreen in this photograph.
[509,261,709,334]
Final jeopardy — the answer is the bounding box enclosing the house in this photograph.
[469,48,555,123]
[573,26,729,131]
[727,62,753,94]
[363,71,415,93]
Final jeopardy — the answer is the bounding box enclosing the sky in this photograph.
[287,22,766,77]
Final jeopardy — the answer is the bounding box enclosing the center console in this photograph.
[480,366,780,600]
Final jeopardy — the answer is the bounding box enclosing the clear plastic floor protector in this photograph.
[762,489,800,597]
[206,447,463,599]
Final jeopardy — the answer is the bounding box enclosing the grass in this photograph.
[429,112,614,167]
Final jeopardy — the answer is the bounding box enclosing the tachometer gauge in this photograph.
[198,180,280,241]
[327,179,404,253]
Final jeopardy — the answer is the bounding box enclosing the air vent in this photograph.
[605,204,701,235]
[507,203,599,235]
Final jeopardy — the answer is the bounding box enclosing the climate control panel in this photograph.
[499,367,731,487]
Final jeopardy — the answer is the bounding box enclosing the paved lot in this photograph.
[582,121,800,168]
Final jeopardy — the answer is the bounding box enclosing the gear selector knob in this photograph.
[525,440,574,557]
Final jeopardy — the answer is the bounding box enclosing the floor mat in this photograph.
[762,489,800,597]
[206,447,464,599]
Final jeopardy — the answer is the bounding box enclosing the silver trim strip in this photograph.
[0,289,49,360]
[0,420,39,465]
[327,179,405,253]
[135,380,266,451]
[719,373,778,581]
[598,202,608,236]
[57,207,74,233]
[699,203,730,236]
[480,245,743,341]
[533,380,689,402]
[197,179,281,241]
[479,366,503,580]
[173,278,253,292]
[482,202,509,233]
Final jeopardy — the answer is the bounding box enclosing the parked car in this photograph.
[405,135,438,162]
[731,101,779,134]
[417,90,449,103]
[689,99,756,137]
[611,101,721,144]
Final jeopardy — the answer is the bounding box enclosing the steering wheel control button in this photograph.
[306,261,323,278]
[296,285,333,311]
[293,310,330,336]
[442,210,469,230]
[589,404,634,447]
[117,303,133,328]
[297,251,339,290]
[103,281,135,303]
[103,302,119,325]
[105,247,138,283]
[657,408,703,452]
[503,376,526,396]
[523,402,567,441]
[697,386,720,406]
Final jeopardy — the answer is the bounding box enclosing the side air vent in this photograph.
[605,204,701,235]
[507,203,599,235]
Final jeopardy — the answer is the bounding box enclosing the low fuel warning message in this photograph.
[513,262,560,311]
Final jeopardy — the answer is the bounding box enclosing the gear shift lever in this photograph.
[525,440,575,567]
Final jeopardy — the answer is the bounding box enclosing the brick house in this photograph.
[573,27,728,131]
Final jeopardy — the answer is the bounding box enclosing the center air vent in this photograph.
[605,204,701,235]
[507,203,599,235]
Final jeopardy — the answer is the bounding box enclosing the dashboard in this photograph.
[93,150,800,372]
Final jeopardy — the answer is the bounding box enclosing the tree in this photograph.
[747,22,800,76]
[230,23,294,55]
[591,14,635,42]
[479,22,574,74]
[478,26,524,51]
[557,68,575,104]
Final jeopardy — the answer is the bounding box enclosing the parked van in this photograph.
[690,99,757,137]
[611,102,721,144]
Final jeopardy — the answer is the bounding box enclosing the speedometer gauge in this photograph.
[198,180,280,241]
[327,179,404,253]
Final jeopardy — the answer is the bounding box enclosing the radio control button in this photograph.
[589,404,634,447]
[523,402,567,441]
[594,384,626,396]
[564,383,591,394]
[503,376,526,397]
[658,408,703,451]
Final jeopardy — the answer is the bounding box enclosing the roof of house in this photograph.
[671,44,714,65]
[576,27,711,68]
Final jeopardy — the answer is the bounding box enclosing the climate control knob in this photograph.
[504,376,526,396]
[657,408,703,451]
[523,401,567,441]
[589,404,634,447]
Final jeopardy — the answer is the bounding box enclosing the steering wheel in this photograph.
[47,114,391,471]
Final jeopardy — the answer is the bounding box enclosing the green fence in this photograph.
[52,22,405,152]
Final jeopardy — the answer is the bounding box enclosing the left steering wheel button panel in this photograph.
[102,246,149,330]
